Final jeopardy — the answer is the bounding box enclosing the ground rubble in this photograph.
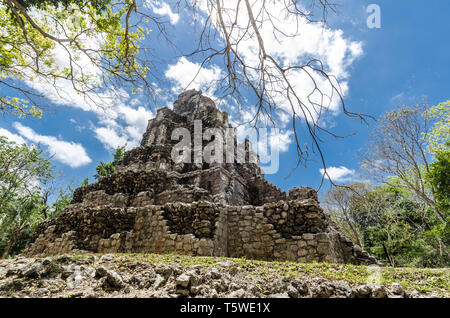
[0,254,447,298]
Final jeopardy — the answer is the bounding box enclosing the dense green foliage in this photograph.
[326,103,450,268]
[14,0,110,11]
[358,187,447,267]
[0,137,72,258]
[0,194,43,258]
[426,149,450,212]
[93,145,125,180]
[327,183,449,268]
[1,0,148,118]
[0,136,52,211]
[424,101,450,155]
[0,144,124,257]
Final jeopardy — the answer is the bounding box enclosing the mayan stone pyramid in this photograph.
[25,90,376,265]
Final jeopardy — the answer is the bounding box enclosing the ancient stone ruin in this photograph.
[25,90,376,265]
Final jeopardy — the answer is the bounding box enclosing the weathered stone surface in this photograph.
[176,273,191,288]
[24,90,375,266]
[1,255,442,298]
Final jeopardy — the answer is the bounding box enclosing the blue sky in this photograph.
[1,0,449,199]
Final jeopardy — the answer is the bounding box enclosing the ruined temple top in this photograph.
[152,89,229,130]
[173,89,203,115]
[172,89,218,117]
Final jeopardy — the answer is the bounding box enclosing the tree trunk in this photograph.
[347,219,362,247]
[382,242,395,267]
[436,236,450,259]
[1,228,21,259]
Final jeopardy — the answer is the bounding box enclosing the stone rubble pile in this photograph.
[0,255,427,298]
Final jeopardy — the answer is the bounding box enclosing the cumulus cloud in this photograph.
[26,71,154,150]
[13,123,92,168]
[144,1,364,156]
[319,166,356,183]
[235,124,293,165]
[0,128,27,145]
[22,10,105,113]
[92,104,154,150]
[14,1,363,164]
[146,0,180,25]
[93,127,130,151]
[165,57,223,95]
[269,129,293,153]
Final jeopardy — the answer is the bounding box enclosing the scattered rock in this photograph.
[6,268,21,277]
[355,285,372,298]
[229,266,239,275]
[95,266,123,289]
[391,283,404,296]
[175,288,189,297]
[371,285,387,298]
[309,282,334,298]
[228,289,246,298]
[287,284,300,298]
[21,262,44,279]
[0,279,24,292]
[291,279,309,296]
[269,293,289,298]
[175,273,191,288]
[106,270,124,289]
[0,255,445,298]
[216,261,235,267]
[212,280,228,293]
[190,285,202,295]
[210,267,221,279]
[333,281,352,298]
[153,274,165,289]
[67,273,86,289]
[155,264,173,278]
[99,254,115,262]
[95,266,108,278]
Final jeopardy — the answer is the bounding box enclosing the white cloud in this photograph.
[13,123,92,168]
[165,57,223,95]
[93,104,155,150]
[22,9,104,114]
[269,129,293,153]
[0,128,27,145]
[235,124,293,165]
[319,166,356,183]
[26,71,154,150]
[146,1,180,25]
[93,127,130,150]
[11,1,362,162]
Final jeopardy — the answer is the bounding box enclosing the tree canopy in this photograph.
[325,103,449,268]
[1,0,148,117]
[0,136,52,211]
[0,136,72,258]
[93,145,125,180]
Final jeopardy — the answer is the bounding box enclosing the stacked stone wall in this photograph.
[25,199,377,265]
